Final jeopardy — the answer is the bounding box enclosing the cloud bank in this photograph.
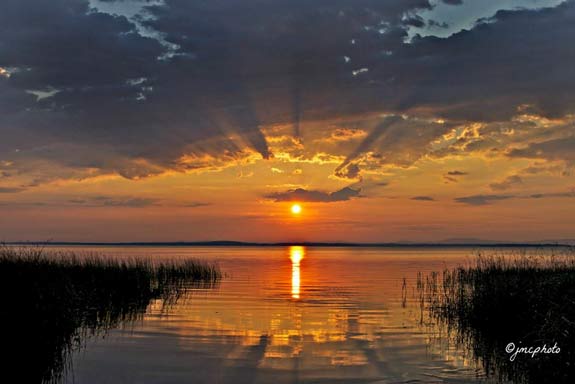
[265,187,361,203]
[1,0,574,187]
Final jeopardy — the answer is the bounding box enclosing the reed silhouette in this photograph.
[0,245,221,383]
[416,249,575,383]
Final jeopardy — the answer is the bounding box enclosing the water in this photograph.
[62,246,499,383]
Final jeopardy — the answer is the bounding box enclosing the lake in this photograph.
[59,245,509,383]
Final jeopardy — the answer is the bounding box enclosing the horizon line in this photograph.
[3,240,574,247]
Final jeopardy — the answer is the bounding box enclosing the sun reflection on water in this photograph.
[70,247,491,382]
[289,246,304,299]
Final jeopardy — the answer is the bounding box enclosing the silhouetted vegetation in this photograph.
[416,249,575,383]
[0,245,221,383]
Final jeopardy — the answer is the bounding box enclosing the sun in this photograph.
[290,203,302,215]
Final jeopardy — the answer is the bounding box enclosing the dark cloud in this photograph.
[455,190,575,205]
[454,194,515,206]
[1,0,575,181]
[0,187,25,193]
[444,170,468,183]
[447,170,468,176]
[265,186,361,202]
[427,20,449,29]
[183,202,211,208]
[401,2,575,121]
[334,163,361,180]
[1,0,426,177]
[403,15,426,28]
[411,196,435,201]
[528,191,575,199]
[353,178,390,193]
[69,195,160,207]
[444,175,458,183]
[490,175,523,191]
[442,0,463,5]
[522,164,565,175]
[507,137,575,165]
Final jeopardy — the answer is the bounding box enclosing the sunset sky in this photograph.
[1,0,574,243]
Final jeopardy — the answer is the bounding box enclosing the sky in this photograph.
[1,0,574,243]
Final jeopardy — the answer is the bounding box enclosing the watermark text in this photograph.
[505,342,560,361]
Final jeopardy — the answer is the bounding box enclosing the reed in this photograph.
[0,245,221,383]
[416,248,575,383]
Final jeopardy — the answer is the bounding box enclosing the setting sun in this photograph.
[290,204,302,215]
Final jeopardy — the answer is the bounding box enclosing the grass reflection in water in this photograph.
[0,245,221,383]
[416,249,575,384]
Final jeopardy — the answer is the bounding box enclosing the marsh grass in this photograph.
[0,245,221,383]
[415,248,575,383]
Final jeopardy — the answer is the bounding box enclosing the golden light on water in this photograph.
[290,203,302,215]
[289,246,305,299]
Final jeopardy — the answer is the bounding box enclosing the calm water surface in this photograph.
[62,246,503,383]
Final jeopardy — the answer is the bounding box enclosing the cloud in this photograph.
[528,191,575,199]
[455,190,575,205]
[403,15,426,28]
[411,196,435,201]
[447,170,468,176]
[333,115,453,179]
[522,164,564,175]
[1,0,575,184]
[444,170,468,183]
[325,128,368,143]
[490,175,523,191]
[507,137,575,165]
[182,202,211,208]
[265,186,361,203]
[402,2,575,121]
[427,20,449,29]
[334,163,361,180]
[454,194,515,206]
[0,187,25,193]
[441,0,463,5]
[443,175,458,183]
[335,115,404,172]
[69,195,160,207]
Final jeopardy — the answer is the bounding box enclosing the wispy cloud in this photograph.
[528,191,575,199]
[490,175,523,191]
[455,190,575,205]
[446,170,468,176]
[454,194,515,206]
[0,187,25,193]
[182,202,211,208]
[69,196,160,208]
[444,170,468,183]
[411,196,435,201]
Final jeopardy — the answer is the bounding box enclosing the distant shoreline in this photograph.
[4,241,574,248]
